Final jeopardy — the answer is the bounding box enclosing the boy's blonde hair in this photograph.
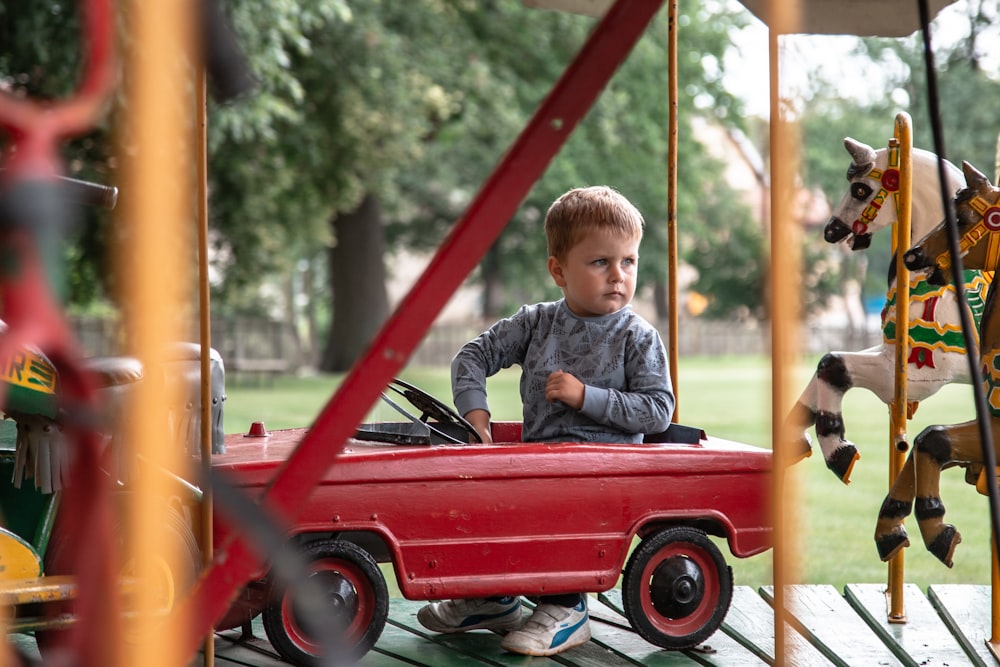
[544,186,644,260]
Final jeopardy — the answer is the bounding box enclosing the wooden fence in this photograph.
[66,316,880,372]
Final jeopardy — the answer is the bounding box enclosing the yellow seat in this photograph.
[0,527,41,581]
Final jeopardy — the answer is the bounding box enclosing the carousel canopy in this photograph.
[524,0,959,37]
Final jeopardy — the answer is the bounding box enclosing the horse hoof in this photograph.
[928,525,961,568]
[876,528,909,562]
[788,436,812,464]
[826,444,860,484]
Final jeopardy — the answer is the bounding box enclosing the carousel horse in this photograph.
[787,138,991,483]
[874,160,1000,567]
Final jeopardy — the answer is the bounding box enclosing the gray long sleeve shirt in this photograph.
[452,300,675,443]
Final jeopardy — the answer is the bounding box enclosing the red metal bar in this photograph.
[177,0,665,653]
[0,2,119,665]
[0,0,116,176]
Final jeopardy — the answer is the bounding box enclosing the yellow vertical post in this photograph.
[120,0,194,664]
[992,146,1000,651]
[666,0,679,420]
[196,64,215,667]
[992,533,1000,646]
[888,113,912,622]
[767,3,802,663]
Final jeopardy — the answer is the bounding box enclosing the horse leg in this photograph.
[784,376,819,463]
[813,352,861,483]
[874,451,915,562]
[909,421,983,567]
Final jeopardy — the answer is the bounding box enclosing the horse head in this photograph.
[903,161,1000,286]
[825,137,964,253]
[825,138,888,250]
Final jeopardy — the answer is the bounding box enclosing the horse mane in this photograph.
[953,183,977,210]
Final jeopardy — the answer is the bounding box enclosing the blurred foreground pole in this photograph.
[767,0,802,664]
[119,0,195,665]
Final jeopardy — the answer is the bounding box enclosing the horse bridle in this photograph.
[850,141,902,239]
[936,191,1000,270]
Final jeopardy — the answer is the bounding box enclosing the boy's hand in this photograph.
[464,409,493,444]
[546,370,584,410]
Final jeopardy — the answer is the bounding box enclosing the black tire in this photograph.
[36,498,201,656]
[262,539,388,666]
[621,526,733,650]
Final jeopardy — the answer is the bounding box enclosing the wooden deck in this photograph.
[202,584,997,666]
[10,584,999,665]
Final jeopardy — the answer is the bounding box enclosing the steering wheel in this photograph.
[383,378,482,444]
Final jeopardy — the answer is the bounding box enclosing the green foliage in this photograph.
[207,0,764,322]
[7,2,995,333]
[854,21,1000,178]
[0,2,82,99]
[682,160,766,318]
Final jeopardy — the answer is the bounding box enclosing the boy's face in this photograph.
[547,229,640,318]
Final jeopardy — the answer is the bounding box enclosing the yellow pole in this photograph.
[121,0,194,664]
[992,141,1000,651]
[767,4,802,663]
[887,114,912,621]
[992,532,1000,646]
[196,64,215,667]
[666,0,679,420]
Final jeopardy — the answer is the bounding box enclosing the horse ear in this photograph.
[962,161,990,189]
[844,137,876,168]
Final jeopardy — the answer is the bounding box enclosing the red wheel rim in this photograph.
[280,556,376,654]
[638,541,720,637]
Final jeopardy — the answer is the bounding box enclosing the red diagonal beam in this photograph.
[177,0,664,654]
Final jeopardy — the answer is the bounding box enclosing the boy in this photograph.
[417,185,675,656]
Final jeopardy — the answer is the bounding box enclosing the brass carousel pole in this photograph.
[666,0,680,419]
[196,62,215,667]
[887,112,912,623]
[991,130,1000,658]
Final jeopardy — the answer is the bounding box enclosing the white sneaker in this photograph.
[500,599,590,656]
[417,597,523,633]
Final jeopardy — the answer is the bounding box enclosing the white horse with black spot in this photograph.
[786,137,990,483]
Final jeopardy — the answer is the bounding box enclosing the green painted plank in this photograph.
[845,583,980,667]
[374,617,492,667]
[209,617,409,667]
[211,624,286,666]
[761,585,903,667]
[721,587,830,666]
[927,584,995,667]
[596,589,768,666]
[587,621,701,666]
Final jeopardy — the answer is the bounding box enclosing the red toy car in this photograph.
[210,379,772,666]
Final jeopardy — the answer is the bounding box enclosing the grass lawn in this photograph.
[224,355,993,593]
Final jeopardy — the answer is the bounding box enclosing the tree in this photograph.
[209,0,763,369]
[391,0,758,320]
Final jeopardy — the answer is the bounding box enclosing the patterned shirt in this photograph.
[452,300,675,443]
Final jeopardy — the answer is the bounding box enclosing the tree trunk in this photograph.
[481,244,503,321]
[303,256,320,368]
[653,281,669,321]
[321,193,390,372]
